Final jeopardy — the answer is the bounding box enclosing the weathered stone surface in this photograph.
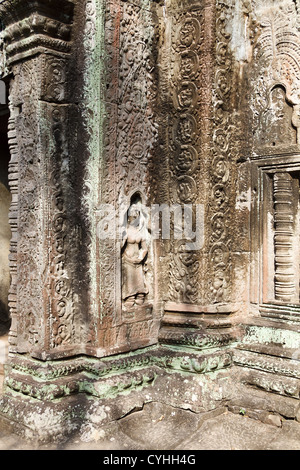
[0,0,299,446]
[228,379,300,420]
[0,404,299,450]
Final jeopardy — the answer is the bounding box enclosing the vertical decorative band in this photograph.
[167,2,204,304]
[7,107,18,351]
[208,0,231,304]
[273,172,296,303]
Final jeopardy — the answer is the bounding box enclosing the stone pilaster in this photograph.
[0,0,94,360]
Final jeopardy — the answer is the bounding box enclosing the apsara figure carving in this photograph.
[121,195,149,308]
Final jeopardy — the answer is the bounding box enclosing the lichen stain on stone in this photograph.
[243,325,300,349]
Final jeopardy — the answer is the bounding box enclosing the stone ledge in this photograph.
[234,349,300,379]
[260,303,300,324]
[228,379,300,422]
[238,368,300,399]
[164,301,240,315]
[0,366,232,443]
[2,345,234,401]
[159,326,238,349]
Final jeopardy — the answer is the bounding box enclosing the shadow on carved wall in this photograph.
[0,101,11,336]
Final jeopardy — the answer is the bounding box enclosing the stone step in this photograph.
[234,349,300,379]
[240,318,300,360]
[231,316,300,422]
[228,377,300,422]
[237,367,300,399]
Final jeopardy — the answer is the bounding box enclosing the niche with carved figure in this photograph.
[250,80,300,313]
[121,193,151,310]
[255,85,297,149]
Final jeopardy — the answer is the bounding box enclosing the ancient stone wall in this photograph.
[226,0,300,422]
[0,0,298,443]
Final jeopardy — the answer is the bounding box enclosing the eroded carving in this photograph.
[208,0,233,304]
[256,85,297,147]
[252,0,300,147]
[273,172,296,303]
[167,4,204,305]
[95,0,157,354]
[121,196,150,309]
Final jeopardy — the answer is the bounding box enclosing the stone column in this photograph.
[0,0,167,442]
[0,0,87,360]
[273,172,298,304]
[0,0,96,439]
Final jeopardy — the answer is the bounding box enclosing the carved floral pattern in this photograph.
[168,6,203,304]
[252,0,300,146]
[208,0,233,303]
[96,0,157,353]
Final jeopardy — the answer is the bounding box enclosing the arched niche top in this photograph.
[129,191,143,207]
[255,83,298,147]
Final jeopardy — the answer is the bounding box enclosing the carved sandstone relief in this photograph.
[207,0,234,304]
[0,0,83,358]
[166,2,203,305]
[249,1,300,309]
[251,0,300,150]
[257,86,297,147]
[8,58,44,352]
[156,0,236,308]
[81,0,104,348]
[11,63,83,356]
[42,102,82,352]
[95,0,158,355]
[121,195,150,309]
[0,0,74,65]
